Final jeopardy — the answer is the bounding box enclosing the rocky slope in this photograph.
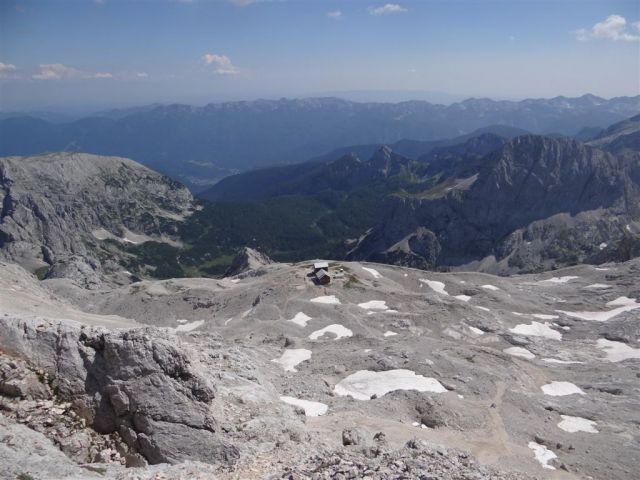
[347,136,640,273]
[1,256,639,479]
[0,152,194,287]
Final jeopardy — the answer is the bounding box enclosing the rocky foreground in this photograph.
[1,255,639,479]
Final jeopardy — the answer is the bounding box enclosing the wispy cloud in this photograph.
[573,14,640,42]
[136,72,149,78]
[368,4,407,16]
[32,64,83,80]
[327,10,343,20]
[0,62,17,79]
[202,54,239,75]
[31,64,118,80]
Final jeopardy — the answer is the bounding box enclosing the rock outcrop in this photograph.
[0,152,194,285]
[224,247,274,277]
[0,317,238,466]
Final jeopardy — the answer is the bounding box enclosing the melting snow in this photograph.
[557,415,598,433]
[383,330,398,337]
[542,358,583,365]
[173,320,204,332]
[358,300,388,310]
[362,267,382,279]
[481,285,500,291]
[454,295,471,302]
[310,295,341,305]
[541,381,585,396]
[468,326,484,335]
[510,322,562,340]
[309,324,353,340]
[596,339,640,362]
[531,314,559,320]
[289,312,312,327]
[539,276,579,284]
[528,442,557,470]
[334,369,447,400]
[280,396,328,417]
[504,346,535,360]
[419,279,448,295]
[584,283,611,289]
[556,297,640,322]
[271,349,312,372]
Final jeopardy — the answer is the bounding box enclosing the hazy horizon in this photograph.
[1,0,639,111]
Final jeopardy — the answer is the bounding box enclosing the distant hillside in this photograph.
[1,95,638,191]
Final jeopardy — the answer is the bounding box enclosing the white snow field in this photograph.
[584,283,611,289]
[510,321,562,340]
[271,349,312,372]
[596,339,640,362]
[481,284,500,291]
[279,396,328,417]
[542,358,583,365]
[556,296,640,322]
[383,331,398,337]
[454,295,471,302]
[468,326,484,335]
[173,319,204,332]
[539,276,579,284]
[419,279,448,295]
[503,346,535,360]
[357,300,389,310]
[309,324,353,340]
[334,369,447,400]
[310,295,341,305]
[531,314,559,320]
[541,381,585,396]
[361,267,382,279]
[557,415,598,433]
[528,441,557,469]
[289,312,312,327]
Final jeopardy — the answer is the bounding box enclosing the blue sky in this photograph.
[0,0,639,110]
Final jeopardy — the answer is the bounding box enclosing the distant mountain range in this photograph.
[1,94,638,191]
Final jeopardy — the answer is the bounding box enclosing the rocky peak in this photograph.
[224,247,274,278]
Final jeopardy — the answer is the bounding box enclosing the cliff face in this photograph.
[0,152,194,286]
[348,136,640,273]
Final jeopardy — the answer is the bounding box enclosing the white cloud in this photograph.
[368,3,407,16]
[32,64,83,80]
[231,0,261,5]
[0,62,17,79]
[92,72,113,79]
[407,67,417,73]
[573,14,640,42]
[327,10,343,20]
[202,54,239,75]
[136,72,149,78]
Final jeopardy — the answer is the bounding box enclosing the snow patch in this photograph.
[481,284,500,291]
[280,396,328,417]
[310,295,341,305]
[271,349,312,372]
[557,415,598,433]
[383,331,398,337]
[309,324,353,340]
[454,295,471,302]
[599,242,607,250]
[531,314,559,320]
[556,297,640,322]
[173,320,204,332]
[539,276,579,284]
[504,346,535,360]
[468,326,484,335]
[510,322,562,340]
[358,300,388,310]
[542,358,583,365]
[541,381,585,396]
[334,369,446,400]
[361,267,382,279]
[528,442,557,470]
[596,339,640,362]
[419,279,448,295]
[476,306,491,312]
[289,312,312,327]
[584,283,610,289]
